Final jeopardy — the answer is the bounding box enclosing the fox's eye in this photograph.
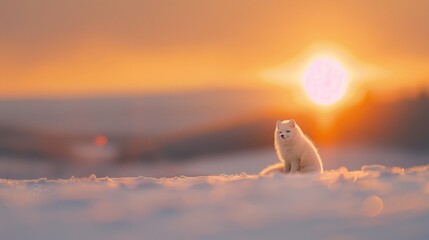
[286,130,290,133]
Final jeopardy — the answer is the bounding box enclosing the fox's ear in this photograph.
[289,119,296,128]
[276,121,281,128]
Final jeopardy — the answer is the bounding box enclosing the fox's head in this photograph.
[275,119,298,141]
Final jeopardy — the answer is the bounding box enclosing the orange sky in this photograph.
[1,0,429,99]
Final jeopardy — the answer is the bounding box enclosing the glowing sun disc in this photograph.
[303,57,349,105]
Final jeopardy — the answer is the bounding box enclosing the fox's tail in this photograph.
[260,162,284,175]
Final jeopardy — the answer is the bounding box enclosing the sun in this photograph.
[302,57,349,106]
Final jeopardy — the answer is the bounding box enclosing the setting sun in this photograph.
[302,57,349,106]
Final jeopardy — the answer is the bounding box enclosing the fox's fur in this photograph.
[261,119,323,175]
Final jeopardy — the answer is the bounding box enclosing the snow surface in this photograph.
[1,165,429,240]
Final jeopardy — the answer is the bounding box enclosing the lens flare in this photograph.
[95,135,108,147]
[362,195,384,217]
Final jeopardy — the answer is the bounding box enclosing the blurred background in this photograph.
[1,0,429,179]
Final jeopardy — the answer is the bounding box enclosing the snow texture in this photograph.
[1,165,429,240]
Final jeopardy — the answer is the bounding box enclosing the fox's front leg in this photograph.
[290,159,300,173]
[284,161,291,173]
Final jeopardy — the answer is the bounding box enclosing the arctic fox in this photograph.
[261,119,323,175]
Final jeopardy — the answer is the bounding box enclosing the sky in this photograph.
[1,0,429,98]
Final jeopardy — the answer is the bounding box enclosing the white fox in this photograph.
[261,119,323,175]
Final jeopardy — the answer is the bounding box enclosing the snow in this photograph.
[1,165,429,240]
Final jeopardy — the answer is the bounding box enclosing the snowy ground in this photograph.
[3,145,429,179]
[1,165,429,240]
